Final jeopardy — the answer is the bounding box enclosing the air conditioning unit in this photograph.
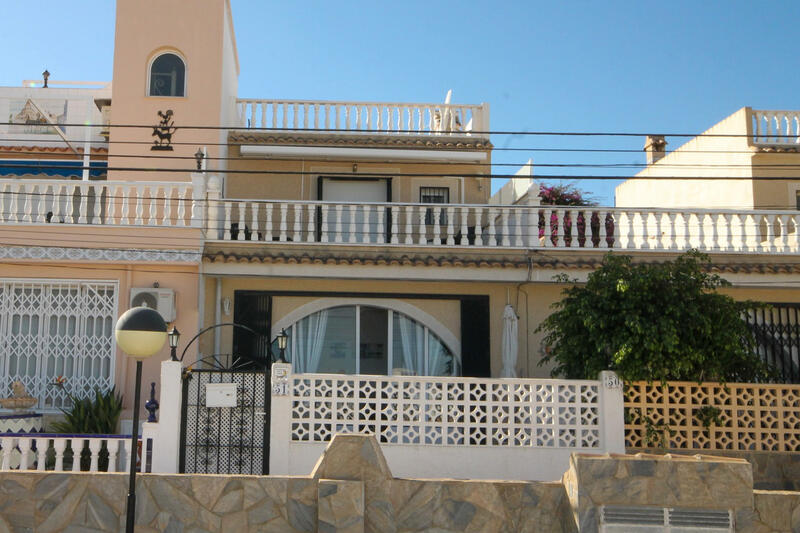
[130,288,176,322]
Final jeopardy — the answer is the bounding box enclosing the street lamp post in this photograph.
[168,326,180,362]
[115,307,167,533]
[277,328,288,363]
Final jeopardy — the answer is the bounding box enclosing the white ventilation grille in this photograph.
[601,506,732,532]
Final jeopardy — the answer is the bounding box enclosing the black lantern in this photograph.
[168,326,180,361]
[114,307,167,533]
[194,148,204,170]
[277,328,288,363]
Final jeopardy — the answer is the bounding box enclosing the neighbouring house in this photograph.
[616,109,800,382]
[0,0,799,486]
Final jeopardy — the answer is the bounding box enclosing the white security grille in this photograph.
[601,506,732,532]
[0,280,117,409]
[291,375,601,447]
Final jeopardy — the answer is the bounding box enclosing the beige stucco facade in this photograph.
[616,107,800,210]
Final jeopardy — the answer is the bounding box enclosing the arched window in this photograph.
[273,305,460,376]
[148,53,185,97]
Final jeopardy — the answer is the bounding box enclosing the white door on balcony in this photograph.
[320,177,388,243]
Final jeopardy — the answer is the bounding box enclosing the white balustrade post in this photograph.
[206,175,222,237]
[88,438,102,472]
[190,172,206,229]
[599,371,625,454]
[525,184,540,248]
[70,438,83,471]
[35,438,48,471]
[106,439,120,472]
[17,438,31,470]
[151,360,183,474]
[0,437,13,470]
[53,438,66,471]
[269,363,293,476]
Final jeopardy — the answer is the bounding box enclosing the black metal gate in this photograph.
[179,369,270,475]
[746,303,800,383]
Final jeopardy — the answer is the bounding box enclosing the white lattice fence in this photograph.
[0,280,117,409]
[269,364,625,480]
[289,375,603,448]
[625,381,800,451]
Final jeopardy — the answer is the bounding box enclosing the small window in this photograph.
[795,190,800,210]
[420,187,449,225]
[149,53,185,97]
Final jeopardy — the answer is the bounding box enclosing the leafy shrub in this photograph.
[51,387,124,434]
[537,251,773,384]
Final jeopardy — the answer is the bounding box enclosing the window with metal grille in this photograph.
[0,280,117,409]
[420,187,449,225]
[745,304,800,383]
[149,53,186,97]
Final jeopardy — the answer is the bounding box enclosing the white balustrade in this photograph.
[210,199,800,254]
[236,99,488,138]
[751,109,800,146]
[0,179,196,227]
[0,434,149,473]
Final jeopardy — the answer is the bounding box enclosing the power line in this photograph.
[4,138,795,156]
[6,147,800,170]
[5,162,800,181]
[2,120,798,139]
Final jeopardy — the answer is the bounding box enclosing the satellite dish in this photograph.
[131,291,158,310]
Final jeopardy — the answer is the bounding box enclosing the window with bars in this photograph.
[420,187,450,225]
[745,303,800,383]
[0,280,117,409]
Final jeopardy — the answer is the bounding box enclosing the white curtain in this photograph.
[427,337,453,376]
[294,310,329,373]
[397,314,425,375]
[501,304,519,378]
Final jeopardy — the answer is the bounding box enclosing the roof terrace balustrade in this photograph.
[236,99,489,139]
[208,197,800,255]
[750,109,800,147]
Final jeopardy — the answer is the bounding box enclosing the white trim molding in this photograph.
[0,246,202,263]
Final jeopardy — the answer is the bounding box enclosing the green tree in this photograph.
[537,251,771,383]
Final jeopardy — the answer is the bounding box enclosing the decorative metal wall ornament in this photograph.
[151,110,177,151]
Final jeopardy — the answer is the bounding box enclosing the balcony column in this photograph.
[190,172,206,229]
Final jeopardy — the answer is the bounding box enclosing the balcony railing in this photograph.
[209,198,800,255]
[0,178,200,227]
[236,99,489,138]
[3,181,799,255]
[751,109,800,146]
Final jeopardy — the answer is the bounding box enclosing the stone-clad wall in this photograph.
[629,447,800,491]
[0,435,798,532]
[749,491,800,533]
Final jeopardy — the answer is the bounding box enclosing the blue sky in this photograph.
[2,1,799,205]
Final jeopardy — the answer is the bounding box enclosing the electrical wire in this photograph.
[4,162,800,181]
[6,147,800,170]
[1,120,798,139]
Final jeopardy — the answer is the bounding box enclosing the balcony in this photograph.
[0,178,200,227]
[2,179,799,256]
[750,109,800,148]
[236,98,489,140]
[208,197,800,255]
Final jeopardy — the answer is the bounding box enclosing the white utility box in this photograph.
[205,383,238,408]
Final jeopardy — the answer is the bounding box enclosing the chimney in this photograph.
[644,135,667,165]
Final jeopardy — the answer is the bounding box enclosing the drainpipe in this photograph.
[214,277,222,356]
